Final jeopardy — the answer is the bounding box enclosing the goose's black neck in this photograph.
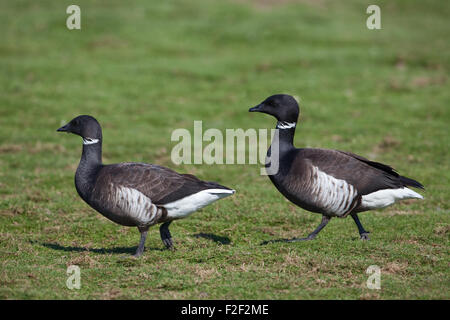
[274,121,296,153]
[75,141,103,202]
[266,122,297,177]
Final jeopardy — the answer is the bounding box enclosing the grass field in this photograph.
[0,0,449,299]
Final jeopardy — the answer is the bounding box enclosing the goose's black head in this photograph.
[249,94,299,123]
[57,115,102,143]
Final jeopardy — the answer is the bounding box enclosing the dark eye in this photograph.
[71,119,79,126]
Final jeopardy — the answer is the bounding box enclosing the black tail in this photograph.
[399,176,424,189]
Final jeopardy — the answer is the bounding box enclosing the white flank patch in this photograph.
[83,137,100,145]
[276,121,296,129]
[163,189,235,219]
[114,186,159,225]
[310,166,357,216]
[361,187,423,210]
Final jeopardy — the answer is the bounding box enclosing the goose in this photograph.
[57,115,234,256]
[249,94,424,243]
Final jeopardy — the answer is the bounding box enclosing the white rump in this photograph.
[163,189,235,219]
[361,187,423,210]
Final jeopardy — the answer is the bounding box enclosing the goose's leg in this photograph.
[289,215,331,241]
[160,221,175,250]
[351,213,370,240]
[261,215,331,245]
[134,227,149,257]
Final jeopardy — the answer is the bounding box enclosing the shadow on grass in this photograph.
[33,241,164,254]
[193,233,231,245]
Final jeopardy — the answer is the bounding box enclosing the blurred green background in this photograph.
[0,0,448,299]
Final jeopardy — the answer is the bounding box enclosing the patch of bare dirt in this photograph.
[88,36,128,50]
[66,252,99,268]
[0,142,66,154]
[193,266,220,284]
[389,75,447,91]
[371,135,400,155]
[0,209,15,217]
[383,261,409,275]
[434,224,450,236]
[233,0,327,9]
[410,75,447,88]
[378,209,422,217]
[359,292,381,300]
[98,288,123,300]
[0,144,23,154]
[29,142,66,154]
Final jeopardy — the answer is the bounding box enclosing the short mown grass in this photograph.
[0,0,449,299]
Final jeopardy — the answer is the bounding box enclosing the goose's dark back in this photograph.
[91,162,231,206]
[289,148,422,195]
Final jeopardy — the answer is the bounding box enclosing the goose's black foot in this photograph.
[287,236,315,242]
[360,232,370,240]
[260,238,283,245]
[351,213,370,240]
[261,215,331,245]
[132,250,144,258]
[261,239,278,245]
[162,237,176,251]
[160,221,175,251]
[351,213,370,241]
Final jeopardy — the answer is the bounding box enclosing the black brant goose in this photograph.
[57,115,234,256]
[249,94,424,243]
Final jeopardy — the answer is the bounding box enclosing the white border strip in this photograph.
[276,121,296,129]
[83,137,100,145]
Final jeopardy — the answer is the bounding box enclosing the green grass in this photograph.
[0,0,449,299]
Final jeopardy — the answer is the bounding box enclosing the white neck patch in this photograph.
[276,121,296,129]
[83,137,100,145]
